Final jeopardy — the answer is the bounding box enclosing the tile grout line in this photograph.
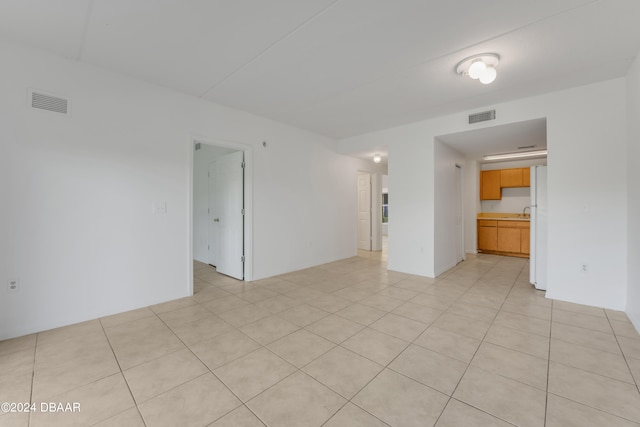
[603,310,640,395]
[200,267,392,426]
[435,257,525,426]
[27,333,38,427]
[544,299,554,427]
[546,299,640,424]
[17,254,638,426]
[98,317,148,427]
[150,308,259,425]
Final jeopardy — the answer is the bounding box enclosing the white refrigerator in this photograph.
[530,165,547,290]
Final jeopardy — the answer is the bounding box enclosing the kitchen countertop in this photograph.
[477,213,530,221]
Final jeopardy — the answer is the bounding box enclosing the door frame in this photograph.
[188,135,253,294]
[455,163,466,264]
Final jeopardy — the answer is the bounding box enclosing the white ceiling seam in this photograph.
[199,0,342,99]
[0,0,638,139]
[75,0,95,61]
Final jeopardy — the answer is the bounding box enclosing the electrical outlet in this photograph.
[581,263,588,273]
[8,278,19,292]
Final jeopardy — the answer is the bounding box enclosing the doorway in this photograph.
[357,172,372,250]
[191,139,253,286]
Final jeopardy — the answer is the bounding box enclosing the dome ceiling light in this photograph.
[456,53,500,85]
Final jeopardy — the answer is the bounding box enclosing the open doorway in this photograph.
[382,174,389,257]
[436,118,547,273]
[191,138,253,285]
[356,170,385,253]
[357,172,372,251]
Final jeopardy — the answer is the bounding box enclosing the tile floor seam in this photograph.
[547,342,637,385]
[150,309,259,411]
[446,259,522,401]
[552,306,607,320]
[7,254,639,426]
[548,332,625,356]
[217,344,300,401]
[103,315,187,372]
[26,333,38,427]
[335,328,411,367]
[319,402,392,427]
[550,318,614,335]
[440,259,550,427]
[478,339,549,363]
[543,298,554,427]
[398,260,524,426]
[441,398,521,427]
[604,309,640,394]
[548,307,640,425]
[545,390,640,425]
[93,406,148,427]
[97,317,146,426]
[321,311,438,424]
[164,346,250,424]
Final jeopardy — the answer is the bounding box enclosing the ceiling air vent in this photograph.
[469,109,495,124]
[29,90,70,115]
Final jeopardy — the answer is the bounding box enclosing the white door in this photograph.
[214,151,244,280]
[357,173,372,250]
[207,161,218,266]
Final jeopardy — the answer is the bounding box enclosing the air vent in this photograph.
[29,90,69,115]
[469,109,495,124]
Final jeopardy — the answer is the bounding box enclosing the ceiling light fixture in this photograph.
[373,154,382,163]
[483,149,547,161]
[456,53,500,85]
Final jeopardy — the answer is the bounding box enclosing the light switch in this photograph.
[153,201,167,214]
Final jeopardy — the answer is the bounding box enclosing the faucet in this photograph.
[522,206,531,217]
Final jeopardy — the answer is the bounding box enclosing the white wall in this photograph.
[341,78,629,310]
[0,40,366,340]
[627,52,640,330]
[462,160,481,255]
[434,139,466,275]
[193,144,236,263]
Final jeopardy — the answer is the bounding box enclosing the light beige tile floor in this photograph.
[1,251,640,426]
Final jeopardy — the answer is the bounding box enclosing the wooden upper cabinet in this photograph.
[500,168,523,188]
[500,167,531,188]
[480,170,501,200]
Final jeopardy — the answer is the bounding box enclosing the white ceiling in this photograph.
[1,0,639,140]
[437,118,547,160]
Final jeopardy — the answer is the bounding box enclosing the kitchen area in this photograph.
[435,117,548,290]
[477,160,547,290]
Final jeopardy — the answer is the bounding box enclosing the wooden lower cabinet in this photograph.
[478,222,497,251]
[498,227,521,253]
[521,228,530,255]
[478,219,530,258]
